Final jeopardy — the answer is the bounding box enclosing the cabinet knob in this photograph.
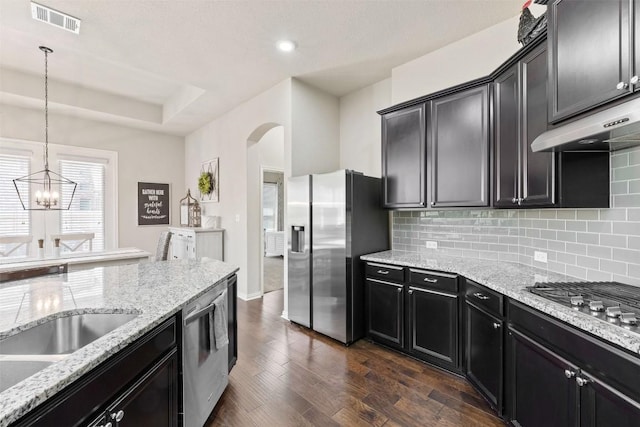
[576,377,590,387]
[397,287,403,293]
[492,322,501,329]
[423,277,438,283]
[111,410,125,422]
[631,75,639,85]
[512,197,518,204]
[408,289,414,295]
[473,292,490,300]
[377,270,389,275]
[564,369,576,379]
[617,81,629,90]
[430,201,436,206]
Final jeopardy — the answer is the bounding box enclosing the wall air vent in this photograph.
[31,2,81,34]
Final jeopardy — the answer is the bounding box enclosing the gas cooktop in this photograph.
[527,281,640,332]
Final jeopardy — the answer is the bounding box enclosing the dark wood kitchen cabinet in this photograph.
[365,262,461,373]
[12,316,179,427]
[465,280,504,414]
[381,103,427,208]
[494,43,554,207]
[507,300,640,427]
[428,84,490,207]
[549,0,632,122]
[365,262,406,349]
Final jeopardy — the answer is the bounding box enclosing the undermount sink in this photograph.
[0,312,138,393]
[0,312,139,355]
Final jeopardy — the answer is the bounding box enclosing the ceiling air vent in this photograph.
[31,2,81,34]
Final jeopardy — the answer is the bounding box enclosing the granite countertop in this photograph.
[0,259,238,427]
[0,248,151,273]
[361,250,640,356]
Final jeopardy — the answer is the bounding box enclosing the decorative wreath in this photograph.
[198,171,213,195]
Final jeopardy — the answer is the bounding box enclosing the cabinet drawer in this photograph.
[408,269,457,292]
[365,262,404,282]
[465,280,503,316]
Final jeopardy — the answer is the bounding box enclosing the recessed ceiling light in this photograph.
[277,40,296,52]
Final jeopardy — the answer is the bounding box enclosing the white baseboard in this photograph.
[281,310,288,320]
[238,291,263,301]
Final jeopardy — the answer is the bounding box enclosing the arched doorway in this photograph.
[246,123,285,304]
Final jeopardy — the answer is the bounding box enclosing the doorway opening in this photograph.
[262,169,284,294]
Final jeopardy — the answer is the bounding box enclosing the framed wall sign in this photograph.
[138,182,170,225]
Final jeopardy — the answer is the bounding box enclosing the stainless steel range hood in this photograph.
[531,96,640,152]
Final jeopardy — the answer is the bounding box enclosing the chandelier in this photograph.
[13,46,77,210]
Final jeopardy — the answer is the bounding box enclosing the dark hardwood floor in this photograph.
[207,290,505,426]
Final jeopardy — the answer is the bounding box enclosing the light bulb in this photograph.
[277,40,296,52]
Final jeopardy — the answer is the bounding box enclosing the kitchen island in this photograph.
[0,259,238,427]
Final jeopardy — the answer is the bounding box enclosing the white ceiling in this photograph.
[0,0,520,136]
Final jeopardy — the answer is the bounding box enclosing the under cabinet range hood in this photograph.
[531,96,640,152]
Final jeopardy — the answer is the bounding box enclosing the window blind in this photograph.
[0,155,30,257]
[60,160,105,251]
[262,183,278,232]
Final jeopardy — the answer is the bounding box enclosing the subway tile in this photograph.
[586,269,613,282]
[557,231,577,242]
[566,221,587,232]
[630,180,640,194]
[548,240,566,252]
[629,236,640,250]
[613,222,640,236]
[462,250,480,259]
[577,256,599,268]
[519,237,532,247]
[547,220,566,230]
[556,252,577,265]
[629,264,640,280]
[525,210,541,219]
[547,261,566,275]
[599,234,627,248]
[519,219,532,228]
[599,209,627,221]
[611,152,629,168]
[479,252,499,261]
[628,209,640,221]
[519,254,533,265]
[587,245,612,259]
[565,265,587,280]
[599,259,628,276]
[614,165,640,181]
[566,243,587,255]
[613,194,640,208]
[587,221,612,234]
[540,229,557,240]
[577,210,599,220]
[557,210,577,220]
[531,238,548,249]
[546,251,557,262]
[472,243,489,251]
[489,244,509,253]
[611,181,628,195]
[454,241,473,249]
[530,219,548,229]
[576,232,599,245]
[499,252,519,263]
[612,248,640,264]
[499,236,518,245]
[629,148,640,165]
[540,210,556,219]
[526,229,541,238]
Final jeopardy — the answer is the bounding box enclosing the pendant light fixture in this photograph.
[13,46,77,210]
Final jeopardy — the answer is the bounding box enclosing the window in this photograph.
[0,139,117,257]
[60,160,105,252]
[262,183,278,232]
[0,154,30,257]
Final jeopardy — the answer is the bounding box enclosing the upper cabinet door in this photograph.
[521,44,555,207]
[429,85,490,208]
[549,0,631,123]
[381,104,426,208]
[494,65,520,208]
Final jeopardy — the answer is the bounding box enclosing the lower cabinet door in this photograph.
[408,286,458,369]
[366,278,404,349]
[101,349,179,427]
[465,302,502,412]
[508,328,578,427]
[579,371,640,427]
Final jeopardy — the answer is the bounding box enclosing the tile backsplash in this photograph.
[392,147,640,286]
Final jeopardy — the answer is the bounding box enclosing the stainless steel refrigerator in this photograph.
[287,170,390,344]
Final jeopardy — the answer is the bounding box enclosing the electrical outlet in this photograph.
[534,251,548,263]
[426,241,438,249]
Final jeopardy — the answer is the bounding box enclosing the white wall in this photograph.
[392,5,545,104]
[247,126,284,298]
[185,79,292,303]
[339,78,391,177]
[291,79,340,176]
[0,104,184,255]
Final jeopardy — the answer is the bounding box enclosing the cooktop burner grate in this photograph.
[530,281,640,309]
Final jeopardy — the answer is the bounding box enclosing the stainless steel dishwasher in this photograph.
[182,279,229,427]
